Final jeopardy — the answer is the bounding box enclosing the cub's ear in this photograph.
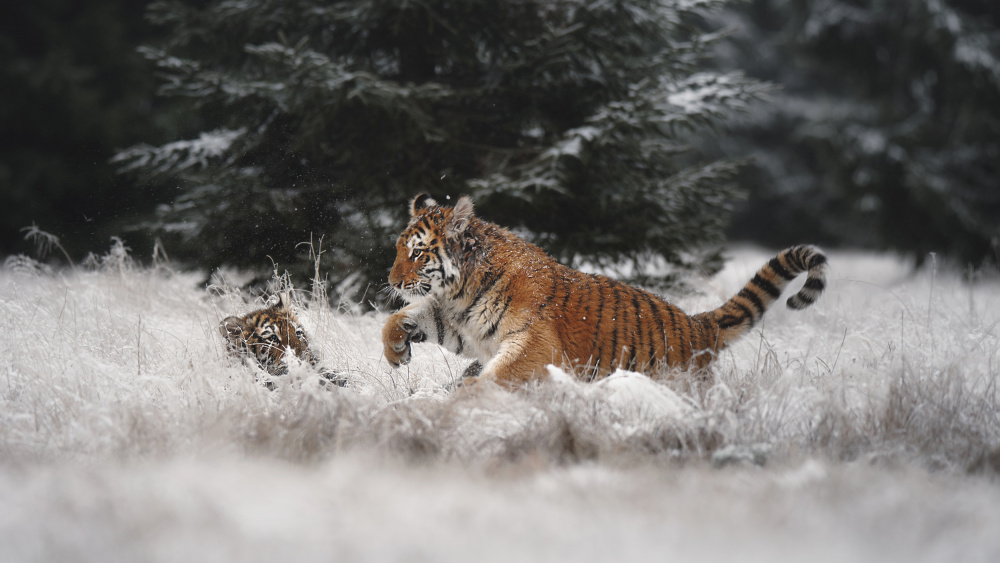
[447,196,474,236]
[220,316,246,339]
[410,193,438,217]
[275,292,292,311]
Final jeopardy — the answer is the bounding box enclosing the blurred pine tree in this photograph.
[715,0,1000,268]
[117,0,766,296]
[0,0,186,261]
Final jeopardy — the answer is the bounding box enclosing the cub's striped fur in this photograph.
[220,294,346,387]
[382,194,827,387]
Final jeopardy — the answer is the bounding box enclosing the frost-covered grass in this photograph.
[2,244,999,562]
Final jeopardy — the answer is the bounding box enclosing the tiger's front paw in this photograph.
[381,313,426,367]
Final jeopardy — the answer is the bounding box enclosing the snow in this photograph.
[111,128,246,174]
[955,34,1000,89]
[1,245,999,561]
[664,72,759,117]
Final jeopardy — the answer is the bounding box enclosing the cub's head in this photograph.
[388,193,474,300]
[219,294,315,375]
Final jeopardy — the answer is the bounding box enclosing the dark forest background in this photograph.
[2,0,998,297]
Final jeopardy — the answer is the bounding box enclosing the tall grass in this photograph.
[2,242,997,471]
[2,241,999,561]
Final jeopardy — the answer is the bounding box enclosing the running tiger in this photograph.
[382,194,827,387]
[220,294,346,387]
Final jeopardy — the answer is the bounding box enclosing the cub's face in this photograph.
[219,295,314,375]
[388,194,472,301]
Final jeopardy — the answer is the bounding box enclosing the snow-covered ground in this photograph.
[2,244,998,562]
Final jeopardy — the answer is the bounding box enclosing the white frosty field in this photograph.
[2,244,999,562]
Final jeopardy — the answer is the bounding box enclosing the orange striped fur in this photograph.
[383,194,827,387]
[221,294,346,387]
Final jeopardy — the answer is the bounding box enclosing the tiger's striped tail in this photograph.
[701,245,828,350]
[783,246,828,310]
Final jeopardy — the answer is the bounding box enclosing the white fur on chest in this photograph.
[438,300,500,362]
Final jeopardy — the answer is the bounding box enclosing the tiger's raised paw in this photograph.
[381,312,426,367]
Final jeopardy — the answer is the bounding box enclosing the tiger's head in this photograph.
[219,293,316,375]
[388,193,474,301]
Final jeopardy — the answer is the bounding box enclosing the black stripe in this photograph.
[463,269,504,320]
[704,316,721,349]
[797,246,812,268]
[506,322,532,336]
[808,252,827,269]
[699,316,717,352]
[750,273,781,299]
[610,286,622,368]
[738,287,766,317]
[485,294,512,338]
[560,275,574,310]
[678,315,694,362]
[591,277,606,367]
[732,301,755,325]
[676,308,690,363]
[683,317,699,355]
[717,314,742,329]
[644,293,667,363]
[786,247,802,271]
[575,275,594,336]
[455,334,464,355]
[689,316,704,353]
[433,306,445,345]
[789,295,813,307]
[665,303,678,361]
[546,275,561,308]
[804,277,826,291]
[631,292,644,369]
[768,257,795,280]
[428,246,446,274]
[443,245,459,284]
[453,268,469,299]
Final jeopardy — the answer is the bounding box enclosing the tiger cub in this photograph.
[382,193,827,387]
[220,294,346,387]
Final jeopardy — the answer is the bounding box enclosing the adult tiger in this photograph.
[382,194,827,387]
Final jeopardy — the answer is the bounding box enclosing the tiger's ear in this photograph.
[410,193,438,217]
[275,292,292,311]
[447,196,474,236]
[220,316,247,340]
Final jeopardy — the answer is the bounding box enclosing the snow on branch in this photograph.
[663,72,766,116]
[112,128,246,175]
[585,72,767,136]
[954,33,1000,90]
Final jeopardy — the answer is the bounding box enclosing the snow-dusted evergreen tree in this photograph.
[714,0,1000,267]
[117,0,766,293]
[1,0,185,261]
